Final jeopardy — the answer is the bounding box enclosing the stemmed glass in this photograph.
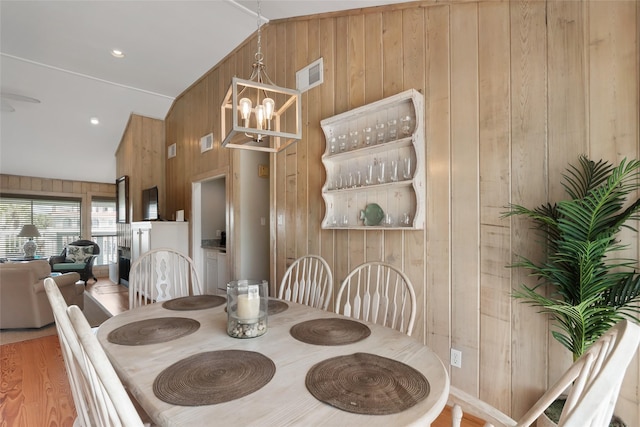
[400,115,413,136]
[402,157,412,180]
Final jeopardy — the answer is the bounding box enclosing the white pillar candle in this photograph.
[237,287,260,320]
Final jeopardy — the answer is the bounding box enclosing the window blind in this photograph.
[0,196,81,259]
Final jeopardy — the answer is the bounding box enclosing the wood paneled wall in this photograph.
[115,114,165,222]
[164,1,640,422]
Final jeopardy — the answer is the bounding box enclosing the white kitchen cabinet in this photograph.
[217,251,228,294]
[204,249,219,295]
[202,249,228,295]
[130,221,189,266]
[320,89,425,230]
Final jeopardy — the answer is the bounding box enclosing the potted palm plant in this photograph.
[504,155,640,426]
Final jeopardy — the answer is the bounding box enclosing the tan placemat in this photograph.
[162,295,226,311]
[306,352,430,415]
[268,298,289,315]
[107,317,200,346]
[290,318,371,346]
[153,350,276,406]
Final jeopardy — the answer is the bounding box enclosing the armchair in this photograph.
[50,239,100,284]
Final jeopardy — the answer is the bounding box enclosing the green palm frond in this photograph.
[602,274,640,317]
[506,155,640,359]
[561,156,613,200]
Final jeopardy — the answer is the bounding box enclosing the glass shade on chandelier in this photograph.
[18,224,40,258]
[220,1,301,153]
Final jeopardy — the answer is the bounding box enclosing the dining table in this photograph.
[96,294,450,426]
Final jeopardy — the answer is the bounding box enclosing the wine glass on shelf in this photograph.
[402,156,412,180]
[363,127,373,146]
[389,159,398,182]
[375,123,386,144]
[376,159,386,184]
[400,115,413,136]
[387,119,398,141]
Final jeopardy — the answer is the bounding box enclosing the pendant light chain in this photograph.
[256,0,262,63]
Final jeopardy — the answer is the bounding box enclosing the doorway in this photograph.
[192,173,227,290]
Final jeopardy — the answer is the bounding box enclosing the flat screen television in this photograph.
[142,186,159,220]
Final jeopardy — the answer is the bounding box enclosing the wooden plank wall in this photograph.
[115,114,165,222]
[163,0,639,422]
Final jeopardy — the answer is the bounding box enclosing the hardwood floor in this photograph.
[0,277,483,427]
[84,277,129,316]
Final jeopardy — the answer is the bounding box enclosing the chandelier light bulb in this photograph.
[239,98,253,124]
[255,104,265,131]
[263,98,275,120]
[262,98,275,130]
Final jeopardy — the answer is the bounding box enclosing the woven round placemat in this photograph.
[153,350,276,406]
[290,318,371,346]
[162,295,226,311]
[268,298,289,315]
[306,352,430,415]
[107,317,200,346]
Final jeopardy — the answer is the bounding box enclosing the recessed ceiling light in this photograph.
[90,117,100,125]
[111,49,125,58]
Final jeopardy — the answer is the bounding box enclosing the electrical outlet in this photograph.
[216,229,221,237]
[450,348,462,368]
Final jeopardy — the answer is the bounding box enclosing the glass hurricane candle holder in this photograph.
[227,279,268,338]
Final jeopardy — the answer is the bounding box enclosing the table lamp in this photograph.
[18,224,41,258]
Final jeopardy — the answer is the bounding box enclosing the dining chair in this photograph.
[68,304,150,427]
[44,278,147,427]
[44,278,92,426]
[335,261,416,336]
[129,248,202,309]
[448,319,640,427]
[278,254,333,310]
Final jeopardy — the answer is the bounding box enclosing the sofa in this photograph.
[0,260,83,329]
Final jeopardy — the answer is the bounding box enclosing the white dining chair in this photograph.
[448,319,640,427]
[44,278,92,426]
[335,261,416,336]
[278,254,333,310]
[44,278,148,427]
[129,248,202,309]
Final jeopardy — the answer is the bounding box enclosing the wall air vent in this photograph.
[168,143,176,159]
[296,57,324,93]
[200,133,214,153]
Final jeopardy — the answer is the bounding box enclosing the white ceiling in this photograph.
[0,0,407,184]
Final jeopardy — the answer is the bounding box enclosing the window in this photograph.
[0,196,81,259]
[91,198,117,266]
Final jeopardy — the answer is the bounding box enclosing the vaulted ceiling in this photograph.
[0,0,407,183]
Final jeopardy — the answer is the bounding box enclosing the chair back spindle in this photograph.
[278,255,333,310]
[129,248,202,309]
[335,262,416,336]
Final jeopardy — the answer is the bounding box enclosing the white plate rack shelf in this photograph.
[320,89,425,230]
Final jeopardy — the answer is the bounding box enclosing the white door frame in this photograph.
[191,169,228,290]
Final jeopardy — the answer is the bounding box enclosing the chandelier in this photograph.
[221,1,301,153]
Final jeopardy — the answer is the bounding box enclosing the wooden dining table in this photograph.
[96,295,449,426]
